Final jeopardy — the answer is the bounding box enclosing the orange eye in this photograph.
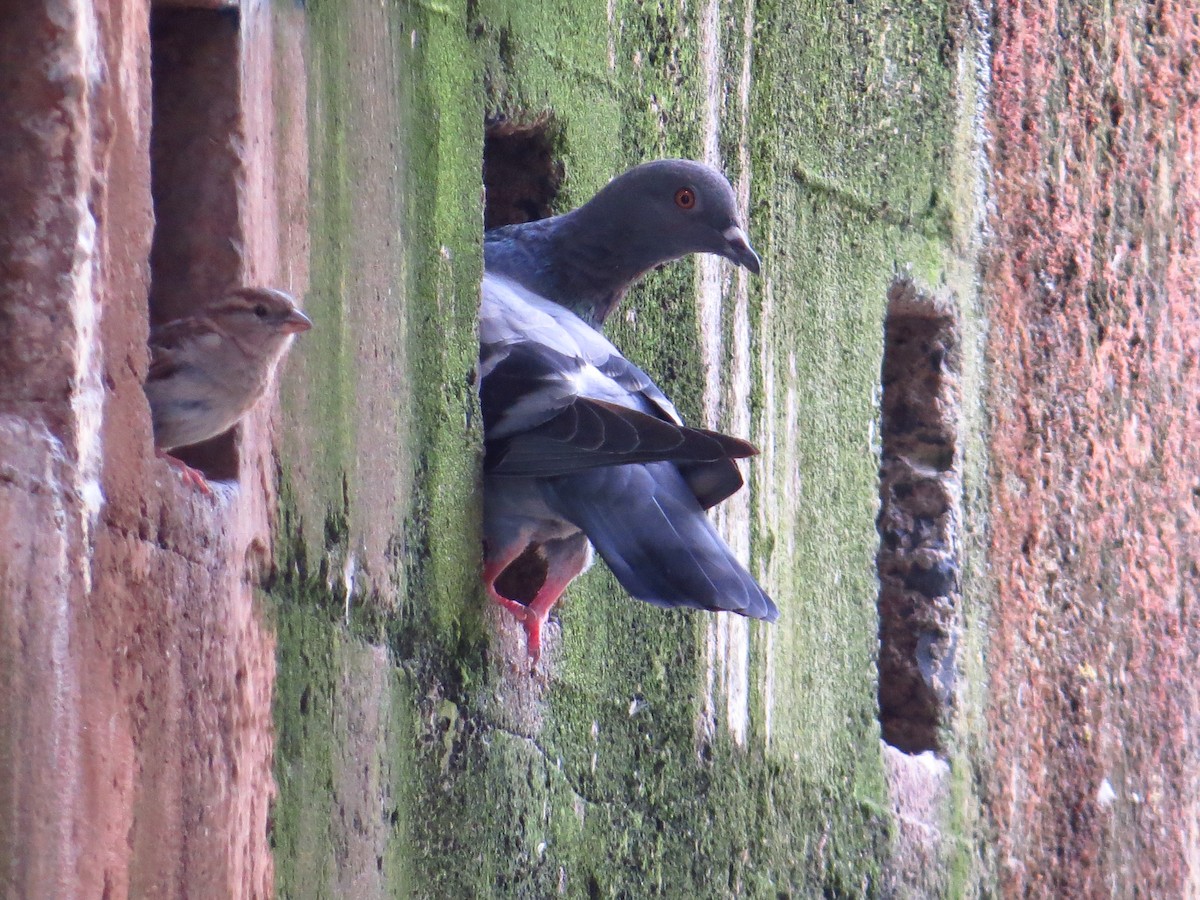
[674,187,696,209]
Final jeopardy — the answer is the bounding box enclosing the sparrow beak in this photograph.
[280,308,313,334]
[722,224,761,275]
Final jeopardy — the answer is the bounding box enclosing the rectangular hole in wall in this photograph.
[875,278,963,755]
[483,113,563,228]
[148,5,243,483]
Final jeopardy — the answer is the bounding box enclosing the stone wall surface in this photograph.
[2,1,284,896]
[984,1,1200,896]
[0,0,1197,898]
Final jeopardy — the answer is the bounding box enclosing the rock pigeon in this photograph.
[480,159,777,662]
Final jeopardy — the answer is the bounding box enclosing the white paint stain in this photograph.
[696,0,724,428]
[696,0,761,749]
[606,0,617,70]
[953,0,994,256]
[66,3,106,592]
[343,550,358,624]
[39,0,104,884]
[70,205,105,564]
[757,300,778,749]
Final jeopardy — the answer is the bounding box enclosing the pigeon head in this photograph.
[583,159,761,275]
[484,159,760,326]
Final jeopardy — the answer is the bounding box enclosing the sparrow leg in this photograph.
[156,449,213,495]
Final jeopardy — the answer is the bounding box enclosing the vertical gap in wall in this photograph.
[483,113,562,228]
[148,6,243,482]
[876,278,962,755]
[480,112,561,607]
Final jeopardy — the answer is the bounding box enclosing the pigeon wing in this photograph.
[487,395,756,476]
[481,274,756,476]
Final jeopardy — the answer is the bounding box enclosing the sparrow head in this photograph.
[210,286,313,354]
[586,159,761,275]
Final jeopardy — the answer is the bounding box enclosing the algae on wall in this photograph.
[269,0,977,896]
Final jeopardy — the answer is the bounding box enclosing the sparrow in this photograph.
[145,286,312,492]
[480,160,776,663]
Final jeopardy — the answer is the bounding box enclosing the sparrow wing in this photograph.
[146,317,220,382]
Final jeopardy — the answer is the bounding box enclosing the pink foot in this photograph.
[484,561,578,666]
[484,560,545,664]
[484,539,589,667]
[157,450,213,495]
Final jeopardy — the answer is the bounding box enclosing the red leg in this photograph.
[484,538,589,664]
[483,545,530,618]
[518,565,581,664]
[484,544,546,655]
[156,450,213,495]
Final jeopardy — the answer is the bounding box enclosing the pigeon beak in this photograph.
[722,224,761,275]
[280,308,314,334]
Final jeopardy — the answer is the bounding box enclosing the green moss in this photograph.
[270,593,421,898]
[271,601,338,895]
[270,0,981,895]
[270,0,486,890]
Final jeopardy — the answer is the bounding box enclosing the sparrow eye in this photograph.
[674,187,696,210]
[253,304,269,318]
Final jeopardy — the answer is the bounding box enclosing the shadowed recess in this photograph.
[875,278,962,754]
[148,6,243,482]
[483,113,562,228]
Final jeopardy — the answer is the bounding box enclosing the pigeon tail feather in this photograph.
[543,463,778,622]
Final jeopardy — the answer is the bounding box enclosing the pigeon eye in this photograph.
[674,187,696,210]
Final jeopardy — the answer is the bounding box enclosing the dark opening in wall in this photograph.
[876,278,962,754]
[479,113,563,606]
[483,114,562,228]
[148,6,243,483]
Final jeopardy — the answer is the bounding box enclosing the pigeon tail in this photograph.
[542,463,777,622]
